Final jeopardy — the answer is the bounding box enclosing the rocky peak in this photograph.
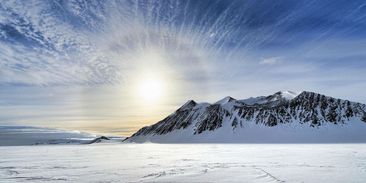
[178,100,197,111]
[215,96,236,105]
[239,91,299,106]
[271,91,299,100]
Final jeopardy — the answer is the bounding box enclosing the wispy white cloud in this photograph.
[259,57,282,65]
[1,1,366,135]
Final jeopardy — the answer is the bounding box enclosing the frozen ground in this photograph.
[1,144,366,182]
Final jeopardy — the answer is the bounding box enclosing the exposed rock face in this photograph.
[87,136,110,144]
[130,91,366,139]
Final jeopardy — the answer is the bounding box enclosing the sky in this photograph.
[1,0,366,136]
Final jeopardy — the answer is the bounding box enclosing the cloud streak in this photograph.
[1,0,366,135]
[1,0,365,86]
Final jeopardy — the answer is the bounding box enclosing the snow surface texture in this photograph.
[0,126,123,146]
[127,91,366,143]
[0,144,365,182]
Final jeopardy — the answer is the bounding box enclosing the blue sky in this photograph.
[1,0,366,135]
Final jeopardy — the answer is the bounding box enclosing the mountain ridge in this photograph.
[125,91,366,143]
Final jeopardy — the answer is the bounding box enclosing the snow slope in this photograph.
[127,91,366,143]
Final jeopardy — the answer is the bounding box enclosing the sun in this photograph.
[138,78,164,103]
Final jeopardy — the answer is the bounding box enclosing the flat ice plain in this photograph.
[1,144,366,183]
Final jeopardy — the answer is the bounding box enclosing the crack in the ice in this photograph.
[254,167,285,183]
[296,163,334,168]
[51,165,89,169]
[202,162,238,169]
[7,176,68,181]
[180,158,197,162]
[142,171,167,178]
[7,169,19,175]
[141,168,187,179]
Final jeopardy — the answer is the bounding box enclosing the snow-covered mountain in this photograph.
[126,91,366,143]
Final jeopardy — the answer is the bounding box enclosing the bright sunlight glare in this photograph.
[138,78,165,103]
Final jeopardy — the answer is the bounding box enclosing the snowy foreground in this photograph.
[1,144,366,182]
